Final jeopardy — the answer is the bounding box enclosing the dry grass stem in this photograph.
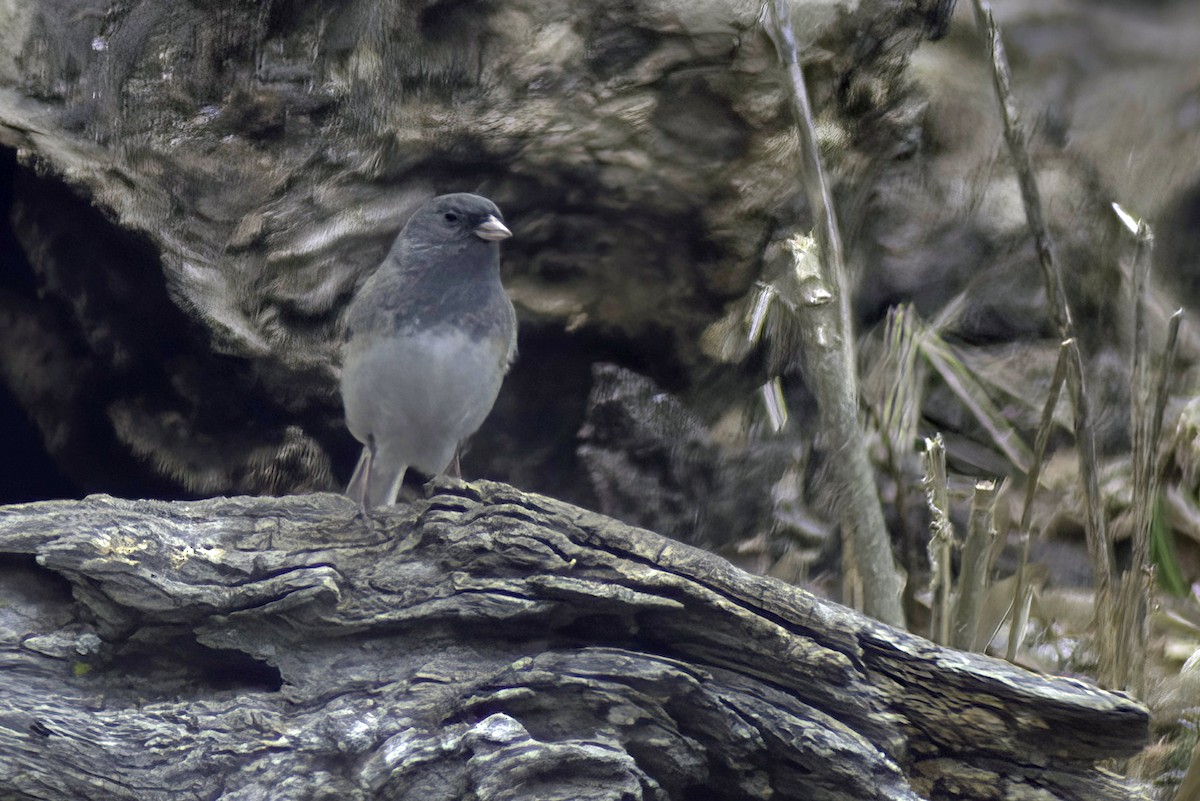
[1153,310,1184,482]
[953,479,1001,651]
[920,333,1033,472]
[924,434,953,645]
[877,305,924,607]
[879,305,923,461]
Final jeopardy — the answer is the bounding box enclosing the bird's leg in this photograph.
[452,447,462,479]
[363,435,377,508]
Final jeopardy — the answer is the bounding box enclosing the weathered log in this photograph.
[0,481,1149,800]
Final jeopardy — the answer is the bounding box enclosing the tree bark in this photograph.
[0,481,1149,800]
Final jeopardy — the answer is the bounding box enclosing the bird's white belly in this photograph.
[341,328,506,474]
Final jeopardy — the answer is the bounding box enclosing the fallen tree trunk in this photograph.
[0,480,1149,800]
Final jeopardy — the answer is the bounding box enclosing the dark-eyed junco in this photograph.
[340,193,517,508]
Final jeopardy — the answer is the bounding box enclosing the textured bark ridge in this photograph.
[0,481,1148,800]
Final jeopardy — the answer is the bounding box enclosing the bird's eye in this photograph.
[443,212,458,223]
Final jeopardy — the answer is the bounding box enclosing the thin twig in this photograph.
[1151,310,1184,482]
[1129,219,1154,580]
[969,0,1116,680]
[1121,215,1155,695]
[1006,339,1071,662]
[1120,308,1185,694]
[764,0,905,627]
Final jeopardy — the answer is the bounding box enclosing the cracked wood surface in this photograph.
[0,480,1149,800]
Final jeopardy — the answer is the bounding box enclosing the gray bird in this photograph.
[340,193,517,508]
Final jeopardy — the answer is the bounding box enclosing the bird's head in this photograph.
[405,193,512,246]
